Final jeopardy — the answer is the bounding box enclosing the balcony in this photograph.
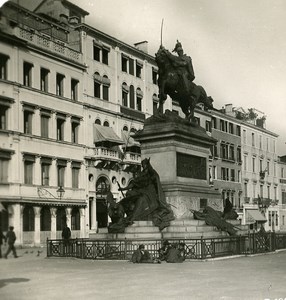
[14,27,82,64]
[94,147,121,161]
[123,152,141,165]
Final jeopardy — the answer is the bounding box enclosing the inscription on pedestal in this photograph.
[176,152,206,179]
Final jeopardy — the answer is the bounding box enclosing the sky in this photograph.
[3,0,286,155]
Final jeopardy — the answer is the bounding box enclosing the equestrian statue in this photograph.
[155,40,213,123]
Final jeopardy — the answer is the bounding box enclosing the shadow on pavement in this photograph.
[0,278,30,289]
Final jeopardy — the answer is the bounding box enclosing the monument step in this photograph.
[163,225,216,233]
[170,219,206,226]
[125,226,160,233]
[97,228,108,234]
[116,232,162,239]
[131,221,154,226]
[162,231,227,239]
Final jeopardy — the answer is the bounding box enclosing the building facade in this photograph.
[0,1,283,246]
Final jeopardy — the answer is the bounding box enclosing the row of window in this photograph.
[242,130,276,153]
[0,54,79,100]
[212,117,241,136]
[122,83,143,111]
[23,155,81,188]
[210,166,241,182]
[92,42,159,84]
[0,103,81,143]
[211,143,242,162]
[244,182,277,200]
[243,155,277,176]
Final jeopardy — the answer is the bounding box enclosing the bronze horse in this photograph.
[155,46,213,121]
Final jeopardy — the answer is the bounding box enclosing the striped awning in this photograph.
[94,124,124,145]
[246,209,267,223]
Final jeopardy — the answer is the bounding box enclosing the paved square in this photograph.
[1,247,286,300]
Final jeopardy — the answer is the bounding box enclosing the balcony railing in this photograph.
[123,152,141,164]
[15,27,82,63]
[94,147,121,161]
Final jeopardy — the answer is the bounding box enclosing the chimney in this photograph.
[225,104,234,116]
[134,41,148,54]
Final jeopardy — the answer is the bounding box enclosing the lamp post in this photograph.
[56,186,65,200]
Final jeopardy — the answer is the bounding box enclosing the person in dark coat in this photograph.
[62,224,71,255]
[166,243,185,263]
[158,240,172,261]
[4,226,18,259]
[0,226,6,258]
[131,244,153,263]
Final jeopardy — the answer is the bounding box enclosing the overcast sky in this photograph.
[3,0,286,155]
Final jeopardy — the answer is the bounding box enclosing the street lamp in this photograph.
[56,186,65,200]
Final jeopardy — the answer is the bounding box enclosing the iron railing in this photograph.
[47,231,286,261]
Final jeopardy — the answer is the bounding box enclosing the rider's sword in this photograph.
[160,18,164,46]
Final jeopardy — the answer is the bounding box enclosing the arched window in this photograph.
[96,176,110,197]
[153,93,159,114]
[136,88,143,111]
[94,72,101,98]
[23,206,34,231]
[56,207,66,231]
[103,120,109,127]
[130,127,137,134]
[96,176,110,228]
[123,125,128,132]
[129,85,135,109]
[40,206,51,231]
[71,207,80,230]
[102,75,110,101]
[122,82,129,107]
[95,118,101,125]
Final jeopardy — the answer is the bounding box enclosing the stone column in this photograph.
[66,161,72,188]
[33,108,41,136]
[34,156,41,186]
[33,206,41,246]
[50,207,57,240]
[79,207,86,238]
[51,111,57,140]
[65,115,72,143]
[50,158,57,187]
[65,207,72,229]
[90,198,97,230]
[8,204,22,245]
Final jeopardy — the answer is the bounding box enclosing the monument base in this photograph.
[135,110,223,219]
[163,182,222,219]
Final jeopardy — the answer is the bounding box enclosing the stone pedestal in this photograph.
[135,111,222,219]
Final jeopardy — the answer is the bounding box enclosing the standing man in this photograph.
[62,223,71,255]
[4,226,18,259]
[0,226,6,258]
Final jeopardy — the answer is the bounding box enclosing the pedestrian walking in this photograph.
[0,226,6,258]
[4,226,18,259]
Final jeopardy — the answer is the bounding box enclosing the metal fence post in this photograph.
[200,236,205,259]
[46,238,49,257]
[124,239,127,260]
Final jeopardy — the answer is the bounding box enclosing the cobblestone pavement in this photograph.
[0,246,286,300]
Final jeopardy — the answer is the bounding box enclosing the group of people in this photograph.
[0,226,18,259]
[131,240,185,264]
